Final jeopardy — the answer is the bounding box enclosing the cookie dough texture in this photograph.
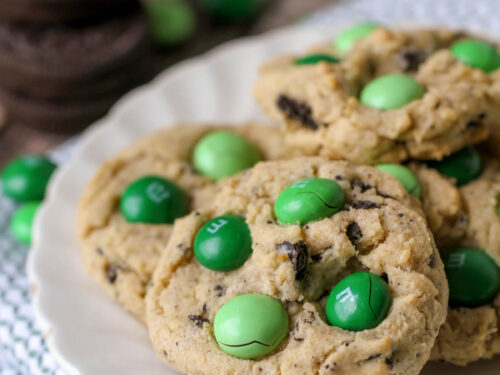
[431,157,500,365]
[254,28,491,164]
[409,163,467,248]
[146,157,448,375]
[77,123,285,321]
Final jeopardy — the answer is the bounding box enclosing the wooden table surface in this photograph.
[0,0,332,167]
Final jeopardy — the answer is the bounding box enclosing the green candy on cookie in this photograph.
[214,294,289,359]
[326,272,391,331]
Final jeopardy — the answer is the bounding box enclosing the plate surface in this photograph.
[28,22,500,375]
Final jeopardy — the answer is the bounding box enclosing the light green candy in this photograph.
[450,39,500,73]
[10,202,41,245]
[360,74,425,110]
[376,164,421,198]
[214,294,289,359]
[193,130,261,180]
[334,22,380,55]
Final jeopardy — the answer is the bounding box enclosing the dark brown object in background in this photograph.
[0,0,333,166]
[0,0,137,24]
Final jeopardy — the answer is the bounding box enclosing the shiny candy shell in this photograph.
[334,22,380,55]
[376,163,421,198]
[274,178,344,225]
[450,39,500,73]
[427,147,483,186]
[360,74,425,110]
[194,215,252,271]
[1,155,56,202]
[120,175,188,224]
[193,130,261,180]
[10,201,41,245]
[294,54,339,65]
[214,294,289,359]
[444,248,500,308]
[326,272,391,332]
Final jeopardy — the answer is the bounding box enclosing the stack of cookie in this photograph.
[76,23,500,375]
[0,0,149,132]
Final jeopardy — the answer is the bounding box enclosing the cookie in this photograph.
[77,124,287,321]
[254,28,491,164]
[431,156,500,365]
[0,0,136,24]
[146,157,448,375]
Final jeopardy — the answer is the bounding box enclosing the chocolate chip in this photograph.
[466,113,486,128]
[277,241,308,280]
[214,284,226,297]
[351,200,380,210]
[350,180,373,193]
[381,273,389,283]
[293,337,304,342]
[428,254,436,268]
[276,95,319,130]
[162,350,168,357]
[346,222,363,247]
[106,265,120,284]
[311,253,323,262]
[335,175,343,181]
[399,48,425,72]
[376,188,393,199]
[385,357,394,369]
[188,315,209,328]
[367,353,382,361]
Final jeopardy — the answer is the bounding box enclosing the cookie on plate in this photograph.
[77,124,286,321]
[431,155,500,365]
[254,27,492,164]
[146,157,447,375]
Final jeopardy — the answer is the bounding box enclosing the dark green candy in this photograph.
[143,0,196,45]
[274,178,344,225]
[120,176,188,224]
[1,155,56,202]
[214,294,288,359]
[194,215,252,271]
[427,147,483,186]
[450,39,500,73]
[10,202,41,245]
[294,54,339,66]
[376,163,421,198]
[326,272,391,331]
[201,0,261,23]
[360,74,425,110]
[444,248,500,308]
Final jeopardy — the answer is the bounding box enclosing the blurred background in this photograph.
[0,0,330,166]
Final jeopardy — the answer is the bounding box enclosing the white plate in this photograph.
[28,22,500,375]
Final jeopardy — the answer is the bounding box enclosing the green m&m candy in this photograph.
[376,163,421,198]
[450,39,500,73]
[294,54,339,66]
[326,272,391,331]
[194,215,252,271]
[193,131,261,180]
[274,178,344,226]
[214,294,288,359]
[427,147,483,186]
[360,74,425,110]
[10,202,41,245]
[120,176,188,224]
[334,22,380,55]
[1,155,56,202]
[444,248,500,308]
[201,0,261,24]
[143,0,196,46]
